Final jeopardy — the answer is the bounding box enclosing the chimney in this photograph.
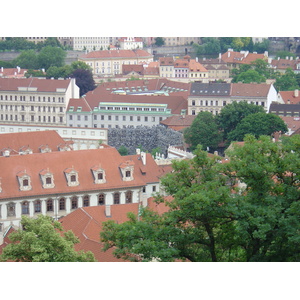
[141,152,146,165]
[105,205,111,217]
[228,52,230,58]
[295,89,299,97]
[136,148,141,155]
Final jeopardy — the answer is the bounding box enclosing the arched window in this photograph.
[7,202,16,217]
[59,198,66,210]
[125,191,132,203]
[113,192,120,205]
[83,195,90,207]
[22,201,29,214]
[47,199,53,212]
[71,196,78,210]
[98,193,105,205]
[34,200,41,213]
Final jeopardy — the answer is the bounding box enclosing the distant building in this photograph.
[118,37,143,50]
[72,37,112,51]
[221,49,268,69]
[78,49,153,76]
[0,77,79,126]
[188,82,276,115]
[0,137,166,230]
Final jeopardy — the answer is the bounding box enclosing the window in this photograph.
[152,185,156,192]
[71,175,76,182]
[113,192,120,204]
[47,199,53,212]
[59,198,66,210]
[46,177,52,185]
[34,200,41,213]
[83,195,90,207]
[7,202,16,217]
[125,191,132,203]
[71,196,78,209]
[98,193,105,205]
[126,170,131,177]
[22,201,29,214]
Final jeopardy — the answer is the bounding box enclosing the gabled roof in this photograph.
[69,93,187,115]
[122,64,144,75]
[0,130,68,156]
[278,90,300,104]
[0,77,72,92]
[0,147,166,200]
[190,82,231,96]
[59,204,140,262]
[231,83,271,97]
[160,115,196,129]
[79,49,153,59]
[0,147,162,200]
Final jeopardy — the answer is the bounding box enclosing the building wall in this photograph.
[0,78,79,126]
[0,124,108,148]
[79,53,153,76]
[73,37,111,51]
[67,103,172,128]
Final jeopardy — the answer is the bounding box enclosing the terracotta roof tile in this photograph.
[0,77,71,92]
[79,49,152,59]
[0,130,67,155]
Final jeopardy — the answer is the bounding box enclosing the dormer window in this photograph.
[40,169,55,189]
[119,161,134,181]
[64,167,79,187]
[17,171,32,191]
[91,165,106,184]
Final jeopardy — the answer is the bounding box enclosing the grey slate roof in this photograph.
[190,82,231,96]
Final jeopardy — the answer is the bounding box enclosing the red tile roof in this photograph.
[0,77,72,92]
[59,203,140,261]
[231,83,272,97]
[0,130,68,156]
[69,93,187,115]
[160,115,196,131]
[0,147,162,200]
[0,68,28,78]
[279,90,300,104]
[79,49,153,59]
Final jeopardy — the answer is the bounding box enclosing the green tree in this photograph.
[0,215,96,262]
[13,49,39,69]
[274,68,300,91]
[37,46,66,70]
[216,101,265,140]
[101,146,237,262]
[227,112,288,142]
[154,37,165,47]
[223,134,300,261]
[232,69,266,83]
[184,111,222,152]
[118,145,129,156]
[101,135,300,262]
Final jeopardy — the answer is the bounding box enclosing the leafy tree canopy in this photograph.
[184,111,222,152]
[231,69,266,84]
[216,101,265,140]
[0,215,96,262]
[227,112,288,142]
[273,68,300,91]
[101,135,300,262]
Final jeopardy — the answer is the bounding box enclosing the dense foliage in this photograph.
[184,111,222,152]
[0,215,96,262]
[101,135,300,262]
